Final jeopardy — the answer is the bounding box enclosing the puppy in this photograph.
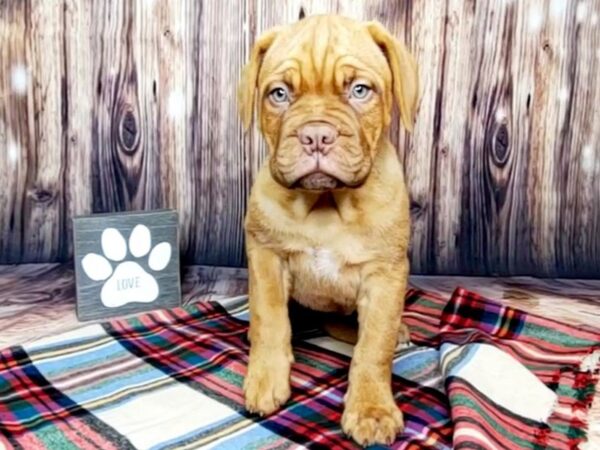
[238,15,418,446]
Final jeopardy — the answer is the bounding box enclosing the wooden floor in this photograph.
[0,263,599,444]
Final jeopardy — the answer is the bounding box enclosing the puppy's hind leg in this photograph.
[322,313,410,349]
[396,322,411,349]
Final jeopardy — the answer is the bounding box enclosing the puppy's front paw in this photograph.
[244,354,291,416]
[342,394,404,446]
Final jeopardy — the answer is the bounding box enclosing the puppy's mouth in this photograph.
[293,172,343,190]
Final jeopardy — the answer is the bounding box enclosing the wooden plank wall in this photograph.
[1,0,599,277]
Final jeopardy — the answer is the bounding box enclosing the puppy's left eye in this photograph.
[349,83,372,100]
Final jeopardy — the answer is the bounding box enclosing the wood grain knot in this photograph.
[28,188,55,204]
[542,41,553,59]
[11,291,56,305]
[492,124,510,166]
[410,200,425,217]
[118,108,140,154]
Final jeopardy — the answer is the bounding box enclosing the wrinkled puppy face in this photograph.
[239,16,418,191]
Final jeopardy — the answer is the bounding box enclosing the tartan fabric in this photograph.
[0,288,598,450]
[0,348,131,449]
[439,288,600,449]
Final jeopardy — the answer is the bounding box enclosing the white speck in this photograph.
[550,0,567,18]
[167,90,185,119]
[528,5,545,32]
[576,2,589,23]
[7,138,19,164]
[357,296,368,309]
[580,145,595,173]
[495,107,508,123]
[309,248,339,281]
[591,12,598,25]
[558,87,570,103]
[10,64,29,95]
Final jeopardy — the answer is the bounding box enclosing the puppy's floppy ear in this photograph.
[366,21,419,132]
[238,27,281,130]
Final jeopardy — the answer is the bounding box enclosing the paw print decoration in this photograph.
[73,210,181,321]
[82,225,171,307]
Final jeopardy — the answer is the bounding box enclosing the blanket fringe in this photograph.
[579,380,600,450]
[580,349,600,373]
[578,349,600,449]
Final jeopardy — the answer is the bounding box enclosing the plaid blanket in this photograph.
[0,288,598,449]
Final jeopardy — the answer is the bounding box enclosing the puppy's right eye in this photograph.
[269,86,289,104]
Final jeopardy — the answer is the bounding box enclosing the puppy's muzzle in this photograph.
[291,122,344,190]
[298,122,338,155]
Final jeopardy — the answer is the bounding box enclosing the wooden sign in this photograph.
[73,209,181,321]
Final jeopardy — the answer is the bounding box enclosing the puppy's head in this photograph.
[239,15,418,191]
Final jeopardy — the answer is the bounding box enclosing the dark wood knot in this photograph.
[542,40,553,58]
[118,108,140,154]
[28,188,55,204]
[492,124,510,166]
[410,200,425,217]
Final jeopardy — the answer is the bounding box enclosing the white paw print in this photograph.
[81,225,172,308]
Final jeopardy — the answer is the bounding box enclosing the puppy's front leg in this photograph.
[244,237,293,416]
[342,259,408,446]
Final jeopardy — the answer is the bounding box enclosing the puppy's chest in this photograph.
[293,246,345,281]
[287,227,370,273]
[286,240,366,312]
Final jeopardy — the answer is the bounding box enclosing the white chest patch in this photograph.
[307,247,340,281]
